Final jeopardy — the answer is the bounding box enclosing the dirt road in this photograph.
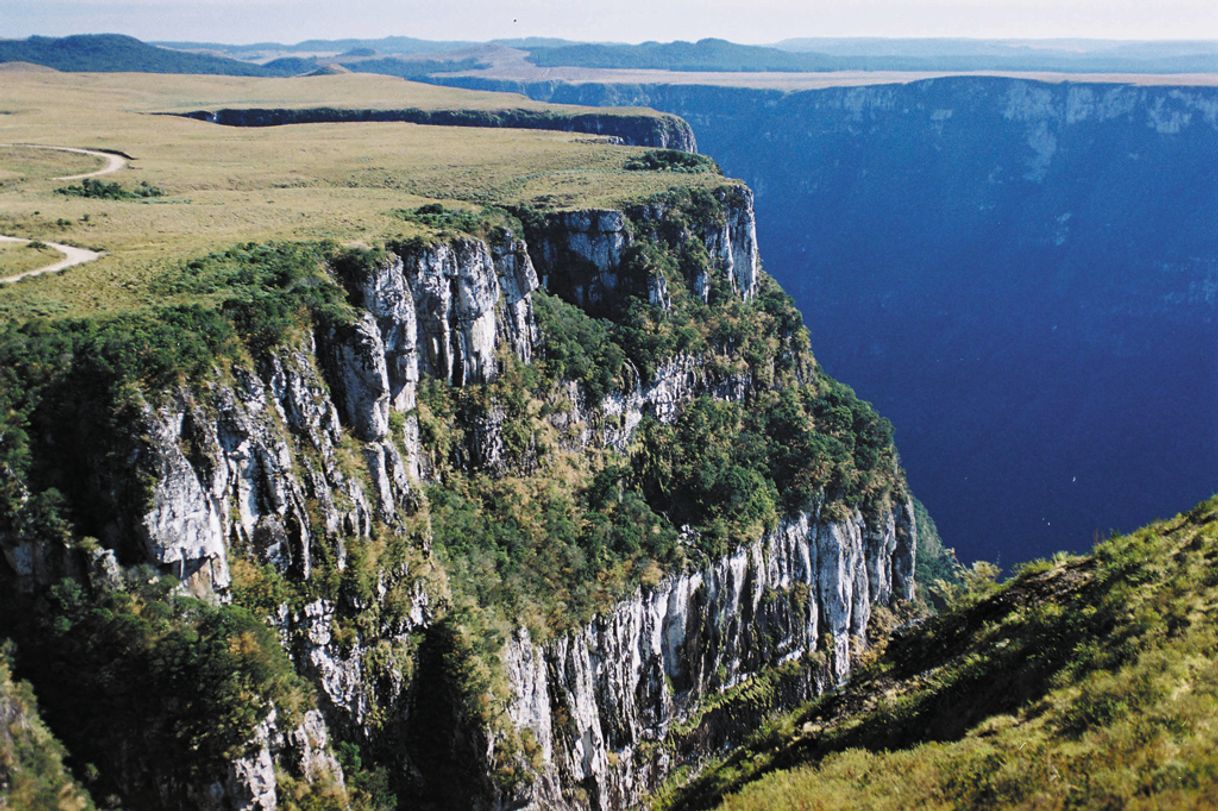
[0,235,102,284]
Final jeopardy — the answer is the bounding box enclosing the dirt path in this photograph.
[0,143,128,180]
[0,235,103,284]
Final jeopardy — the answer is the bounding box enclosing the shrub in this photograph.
[624,149,719,174]
[56,178,164,200]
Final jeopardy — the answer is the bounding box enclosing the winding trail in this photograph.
[0,143,129,180]
[0,144,122,282]
[0,235,103,284]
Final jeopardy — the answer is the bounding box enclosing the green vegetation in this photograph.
[392,203,521,241]
[414,192,903,640]
[56,178,164,200]
[0,68,916,808]
[624,150,719,173]
[912,499,964,607]
[663,496,1218,811]
[0,644,94,811]
[530,290,627,402]
[0,572,308,806]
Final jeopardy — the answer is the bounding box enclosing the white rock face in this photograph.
[400,239,504,386]
[703,186,761,299]
[531,188,761,309]
[138,405,231,592]
[535,210,631,308]
[491,235,542,364]
[550,354,751,453]
[326,313,392,443]
[131,346,381,592]
[500,499,917,810]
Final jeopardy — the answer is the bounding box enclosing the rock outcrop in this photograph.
[501,500,916,809]
[171,106,697,150]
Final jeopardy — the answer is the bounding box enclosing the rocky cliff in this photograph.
[429,73,1218,566]
[171,106,697,150]
[0,181,915,810]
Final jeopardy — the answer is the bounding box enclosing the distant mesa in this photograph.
[339,47,377,58]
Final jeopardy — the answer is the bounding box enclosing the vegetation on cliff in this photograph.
[0,645,93,811]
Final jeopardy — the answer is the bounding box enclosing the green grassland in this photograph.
[661,496,1218,811]
[0,70,724,320]
[0,145,104,186]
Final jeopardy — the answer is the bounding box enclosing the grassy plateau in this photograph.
[0,69,721,320]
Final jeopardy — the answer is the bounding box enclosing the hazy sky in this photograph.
[5,0,1218,45]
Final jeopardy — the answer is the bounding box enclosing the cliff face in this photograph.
[0,183,915,810]
[171,106,697,150]
[503,500,915,809]
[432,73,1218,565]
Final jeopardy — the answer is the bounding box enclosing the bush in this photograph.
[624,149,719,174]
[532,290,627,402]
[56,178,164,200]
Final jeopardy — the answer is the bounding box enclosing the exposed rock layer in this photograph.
[170,106,697,150]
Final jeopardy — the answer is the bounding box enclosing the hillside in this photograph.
[0,34,487,78]
[664,494,1218,809]
[0,71,933,809]
[0,34,273,75]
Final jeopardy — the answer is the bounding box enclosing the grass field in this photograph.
[0,69,725,320]
[0,145,105,186]
[0,240,62,277]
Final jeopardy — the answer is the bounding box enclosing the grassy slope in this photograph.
[0,71,719,320]
[662,495,1218,810]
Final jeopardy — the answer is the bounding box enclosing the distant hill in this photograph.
[527,36,1218,73]
[260,54,486,78]
[0,61,58,73]
[156,35,475,57]
[155,35,1218,73]
[0,34,273,75]
[0,35,485,79]
[527,38,838,72]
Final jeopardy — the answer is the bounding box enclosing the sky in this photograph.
[4,0,1218,45]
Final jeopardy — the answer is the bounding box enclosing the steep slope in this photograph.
[664,495,1218,810]
[428,73,1218,566]
[0,73,924,809]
